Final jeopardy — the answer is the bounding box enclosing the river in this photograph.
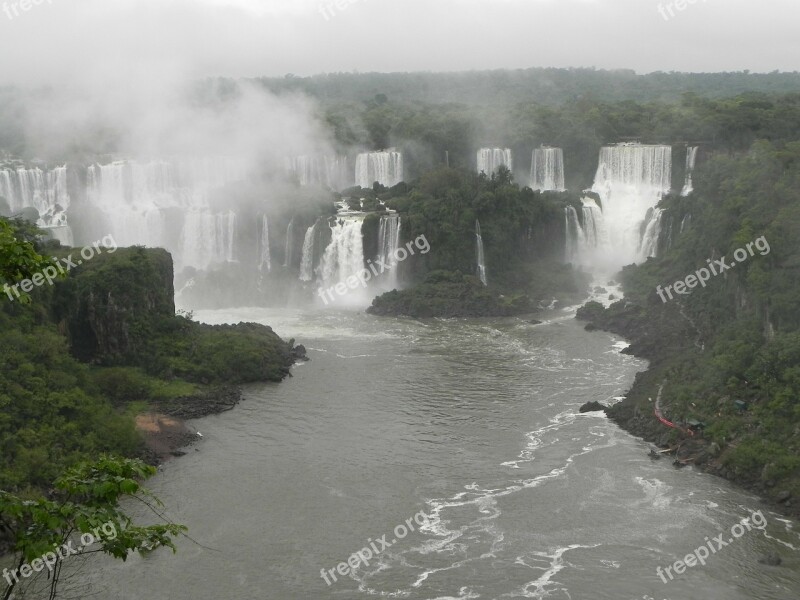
[80,305,799,599]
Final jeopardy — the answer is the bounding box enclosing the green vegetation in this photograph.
[579,140,800,508]
[367,270,532,318]
[296,84,800,184]
[255,68,800,108]
[366,167,589,317]
[0,219,295,494]
[1,456,186,600]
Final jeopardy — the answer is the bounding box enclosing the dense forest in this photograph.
[0,222,297,493]
[254,68,800,107]
[576,143,800,511]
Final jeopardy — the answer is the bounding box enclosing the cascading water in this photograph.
[355,151,403,189]
[259,215,271,273]
[564,198,605,265]
[587,143,672,267]
[181,210,237,268]
[681,146,699,196]
[638,207,664,260]
[85,158,246,270]
[565,206,581,263]
[299,222,318,282]
[477,148,512,175]
[377,214,401,290]
[283,218,295,268]
[286,155,349,190]
[475,220,487,285]
[319,216,367,304]
[531,147,565,191]
[0,165,73,244]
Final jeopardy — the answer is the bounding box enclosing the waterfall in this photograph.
[324,155,350,190]
[531,147,565,191]
[581,199,604,250]
[181,210,236,269]
[299,222,318,282]
[285,155,318,186]
[681,146,699,196]
[377,214,401,290]
[589,143,672,267]
[259,215,271,273]
[638,207,664,260]
[0,165,73,243]
[475,220,487,285]
[85,158,245,270]
[283,217,295,268]
[477,148,512,175]
[319,217,366,290]
[286,155,349,190]
[565,206,581,263]
[355,151,403,188]
[564,198,606,265]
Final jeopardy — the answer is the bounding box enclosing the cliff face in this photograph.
[51,247,175,363]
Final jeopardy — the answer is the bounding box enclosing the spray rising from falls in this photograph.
[86,159,245,270]
[531,147,565,191]
[477,148,512,175]
[377,214,401,290]
[583,144,672,267]
[355,151,403,189]
[0,165,73,245]
[681,146,699,197]
[475,220,487,285]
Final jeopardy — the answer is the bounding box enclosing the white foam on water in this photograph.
[508,544,601,599]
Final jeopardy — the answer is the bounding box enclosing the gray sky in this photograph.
[0,0,798,86]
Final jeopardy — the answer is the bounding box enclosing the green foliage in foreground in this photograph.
[0,456,186,600]
[0,218,60,304]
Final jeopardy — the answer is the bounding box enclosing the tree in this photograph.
[0,456,186,600]
[0,217,60,304]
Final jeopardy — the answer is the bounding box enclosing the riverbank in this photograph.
[137,343,309,464]
[576,299,799,521]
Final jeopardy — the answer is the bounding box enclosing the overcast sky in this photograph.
[0,0,798,86]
